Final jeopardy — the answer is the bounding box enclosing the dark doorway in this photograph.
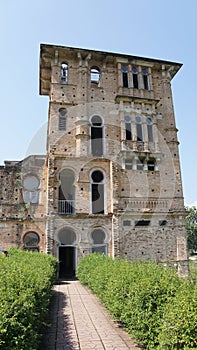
[59,247,75,278]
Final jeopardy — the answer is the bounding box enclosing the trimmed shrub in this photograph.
[77,254,197,349]
[0,248,58,350]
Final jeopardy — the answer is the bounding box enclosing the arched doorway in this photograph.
[58,228,76,278]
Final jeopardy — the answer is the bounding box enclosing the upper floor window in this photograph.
[132,67,139,89]
[147,159,156,171]
[142,68,149,90]
[60,62,68,83]
[90,67,101,86]
[22,175,39,204]
[147,117,154,142]
[91,170,105,214]
[122,65,129,88]
[58,169,75,215]
[137,157,144,170]
[136,116,143,141]
[91,115,103,156]
[58,108,67,131]
[124,115,132,140]
[125,158,133,170]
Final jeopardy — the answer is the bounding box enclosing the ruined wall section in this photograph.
[0,156,47,252]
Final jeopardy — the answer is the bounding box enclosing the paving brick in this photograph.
[39,280,140,350]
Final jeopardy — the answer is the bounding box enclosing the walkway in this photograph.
[39,280,141,350]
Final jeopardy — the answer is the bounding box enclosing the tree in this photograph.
[185,206,197,254]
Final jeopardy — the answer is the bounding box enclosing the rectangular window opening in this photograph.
[133,74,139,89]
[143,75,149,90]
[125,159,133,170]
[159,220,167,226]
[135,220,150,226]
[122,72,129,88]
[123,220,131,226]
[125,123,132,140]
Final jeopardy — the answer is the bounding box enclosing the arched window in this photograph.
[91,170,105,214]
[23,232,40,251]
[91,115,103,156]
[122,65,129,88]
[60,62,68,83]
[90,67,101,86]
[132,67,139,89]
[142,68,149,90]
[58,108,67,131]
[136,116,143,141]
[22,175,39,204]
[91,228,107,254]
[124,115,132,140]
[147,117,154,142]
[58,169,75,214]
[58,228,76,245]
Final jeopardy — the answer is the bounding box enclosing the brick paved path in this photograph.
[39,280,140,350]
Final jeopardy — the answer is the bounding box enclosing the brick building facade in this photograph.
[0,44,188,276]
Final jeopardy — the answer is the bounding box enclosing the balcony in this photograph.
[58,200,75,215]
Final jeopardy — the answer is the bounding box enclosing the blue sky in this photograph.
[0,0,196,206]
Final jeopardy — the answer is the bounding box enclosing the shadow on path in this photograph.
[39,280,79,350]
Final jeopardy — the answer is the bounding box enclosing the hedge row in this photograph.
[0,248,58,350]
[77,254,197,349]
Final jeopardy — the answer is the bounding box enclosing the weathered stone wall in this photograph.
[0,156,47,252]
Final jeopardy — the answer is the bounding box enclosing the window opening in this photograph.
[136,116,143,141]
[122,66,129,88]
[159,220,167,226]
[59,108,67,130]
[23,232,40,251]
[136,158,144,170]
[123,220,131,226]
[58,228,76,245]
[23,175,39,204]
[90,67,101,86]
[142,68,149,90]
[91,170,104,214]
[60,63,68,83]
[132,67,139,89]
[147,117,154,142]
[58,169,75,214]
[125,159,133,170]
[124,115,132,140]
[147,159,155,171]
[91,115,103,156]
[91,228,107,254]
[135,220,150,226]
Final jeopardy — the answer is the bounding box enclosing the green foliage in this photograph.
[77,254,197,350]
[186,206,197,253]
[0,248,58,350]
[158,280,197,349]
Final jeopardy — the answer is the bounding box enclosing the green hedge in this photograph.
[77,254,197,349]
[0,248,58,350]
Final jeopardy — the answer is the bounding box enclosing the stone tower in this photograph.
[39,44,188,277]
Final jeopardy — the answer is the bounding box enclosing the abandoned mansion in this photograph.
[0,44,188,276]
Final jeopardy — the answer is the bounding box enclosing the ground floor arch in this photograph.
[58,227,77,278]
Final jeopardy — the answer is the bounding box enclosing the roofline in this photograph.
[40,43,183,68]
